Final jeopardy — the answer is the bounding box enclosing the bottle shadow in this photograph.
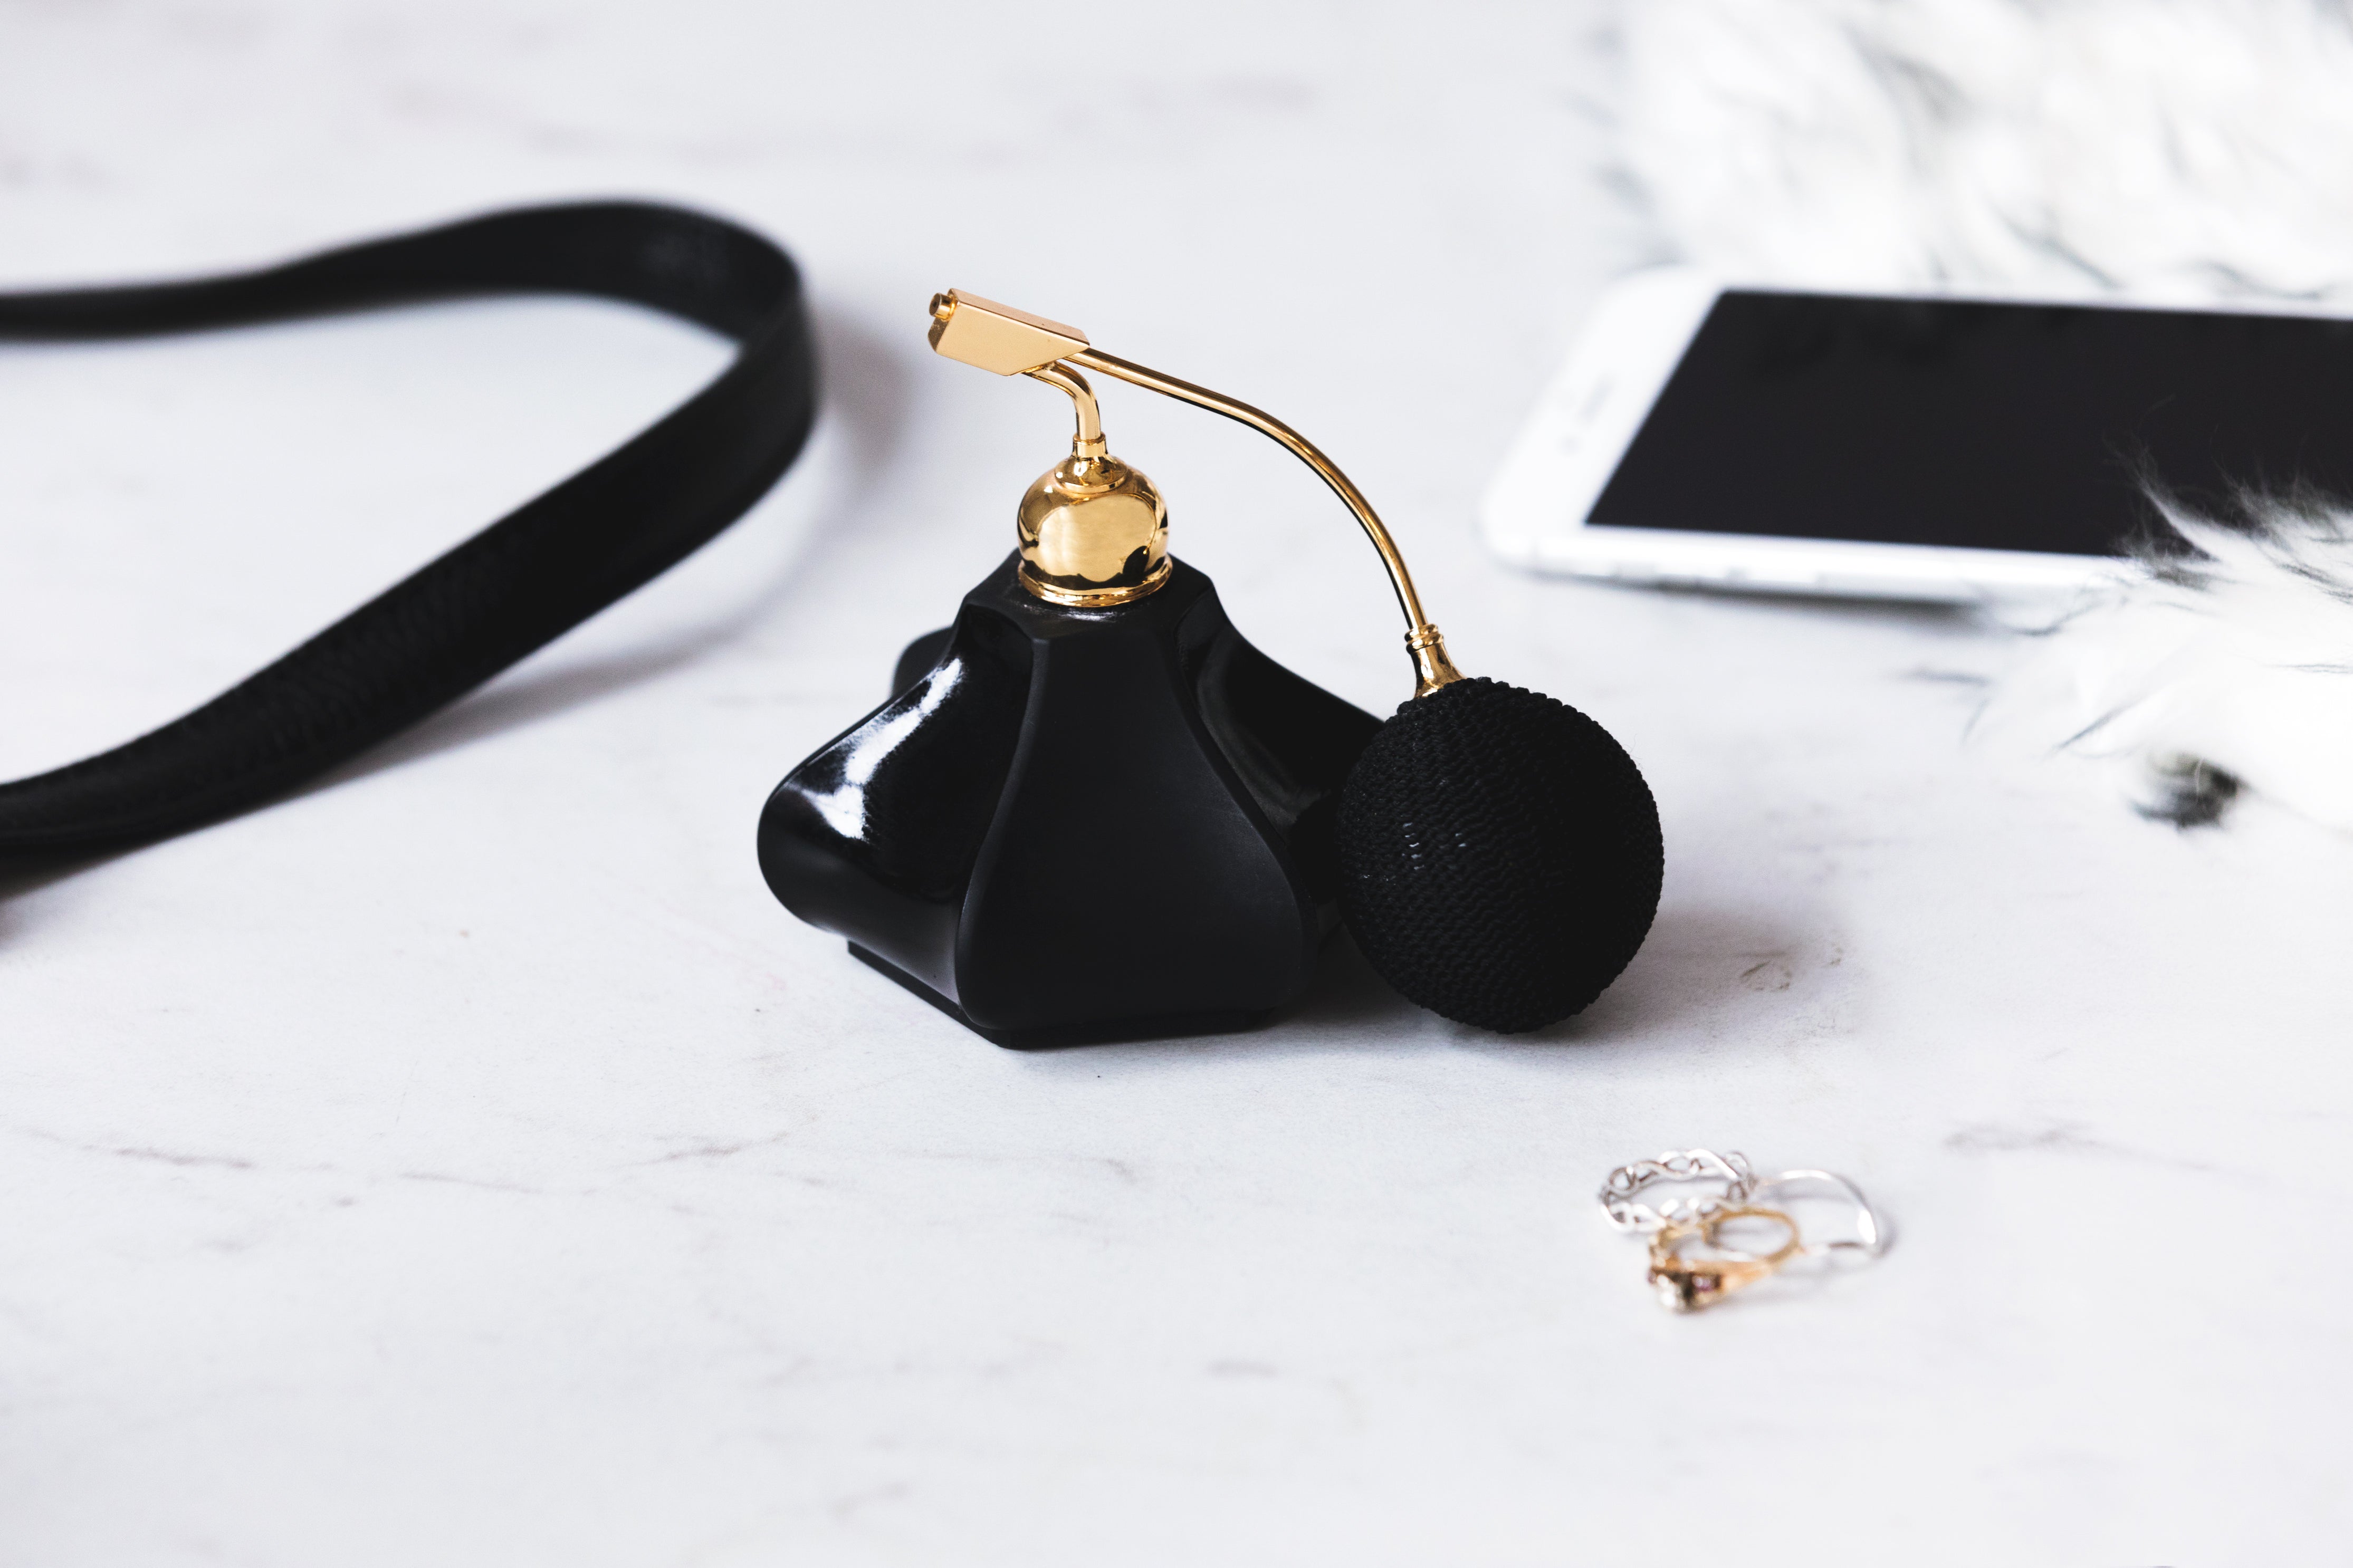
[1391,896,1822,1046]
[1079,897,1819,1057]
[1518,900,1818,1046]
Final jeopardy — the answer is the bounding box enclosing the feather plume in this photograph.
[1611,0,2353,831]
[1981,504,2353,831]
[1618,0,2353,302]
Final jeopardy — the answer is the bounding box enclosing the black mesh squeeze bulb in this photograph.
[1337,677,1661,1032]
[924,292,1665,1033]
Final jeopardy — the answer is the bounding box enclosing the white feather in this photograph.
[1981,508,2353,831]
[1612,0,2353,829]
[1619,0,2353,302]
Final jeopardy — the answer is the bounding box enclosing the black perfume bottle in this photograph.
[758,552,1376,1046]
[760,291,1662,1042]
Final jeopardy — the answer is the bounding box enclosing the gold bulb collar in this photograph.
[1405,624,1466,699]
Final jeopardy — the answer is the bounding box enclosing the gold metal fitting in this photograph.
[1646,1206,1803,1313]
[1406,624,1467,700]
[927,288,1469,694]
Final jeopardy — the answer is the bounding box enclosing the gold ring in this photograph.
[1646,1205,1802,1313]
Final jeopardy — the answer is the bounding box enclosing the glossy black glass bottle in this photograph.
[758,552,1378,1046]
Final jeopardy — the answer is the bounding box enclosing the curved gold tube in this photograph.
[1065,348,1464,697]
[924,287,1465,696]
[1022,362,1106,456]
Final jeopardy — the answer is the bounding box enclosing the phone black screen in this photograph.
[1589,290,2353,555]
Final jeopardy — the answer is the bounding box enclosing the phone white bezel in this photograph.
[1479,268,2122,603]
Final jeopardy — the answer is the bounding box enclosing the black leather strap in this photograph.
[0,201,817,863]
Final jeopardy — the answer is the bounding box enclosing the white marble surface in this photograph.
[3,3,2348,1562]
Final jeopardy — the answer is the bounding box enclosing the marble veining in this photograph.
[1,2,2347,1563]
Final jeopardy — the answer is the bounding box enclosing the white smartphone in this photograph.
[1482,269,2353,602]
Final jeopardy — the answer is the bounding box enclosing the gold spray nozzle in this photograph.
[927,288,1465,696]
[928,291,1091,375]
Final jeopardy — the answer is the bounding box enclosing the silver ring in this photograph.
[1597,1149,1755,1233]
[1749,1169,1889,1259]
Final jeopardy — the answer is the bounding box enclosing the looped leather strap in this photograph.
[0,201,817,864]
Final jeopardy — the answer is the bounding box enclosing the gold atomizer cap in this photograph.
[932,290,1171,608]
[1016,448,1169,607]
